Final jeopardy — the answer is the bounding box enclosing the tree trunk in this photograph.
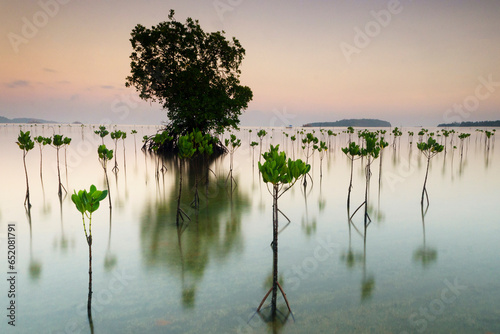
[364,158,371,227]
[347,157,353,212]
[87,243,94,333]
[421,156,431,206]
[23,152,31,208]
[57,147,62,197]
[176,159,184,225]
[271,184,279,318]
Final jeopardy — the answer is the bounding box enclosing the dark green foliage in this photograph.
[71,185,108,215]
[417,137,444,158]
[35,136,52,146]
[417,136,444,207]
[98,145,114,161]
[257,130,267,139]
[178,135,196,160]
[342,142,361,158]
[94,126,109,140]
[224,134,241,152]
[17,130,35,207]
[258,145,310,186]
[126,10,253,136]
[17,130,35,151]
[71,185,107,247]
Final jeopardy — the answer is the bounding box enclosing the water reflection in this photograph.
[140,162,249,308]
[413,205,438,267]
[27,207,42,280]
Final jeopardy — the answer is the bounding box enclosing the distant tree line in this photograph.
[438,120,500,127]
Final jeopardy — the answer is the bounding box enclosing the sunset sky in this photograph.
[1,0,499,126]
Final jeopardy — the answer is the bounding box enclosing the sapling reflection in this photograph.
[225,134,241,187]
[257,144,310,319]
[17,130,35,208]
[176,135,196,225]
[417,137,444,208]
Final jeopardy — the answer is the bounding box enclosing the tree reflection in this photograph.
[27,207,42,280]
[140,162,249,308]
[413,205,437,268]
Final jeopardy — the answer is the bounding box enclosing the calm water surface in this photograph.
[0,124,499,333]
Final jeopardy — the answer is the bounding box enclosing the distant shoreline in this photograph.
[438,120,500,127]
[303,119,391,127]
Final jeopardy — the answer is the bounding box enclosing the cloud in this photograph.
[43,68,58,73]
[101,85,114,89]
[6,80,30,88]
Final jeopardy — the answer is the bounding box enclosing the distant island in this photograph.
[438,120,500,127]
[0,115,57,124]
[303,118,391,127]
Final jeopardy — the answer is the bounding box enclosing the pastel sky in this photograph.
[1,0,499,126]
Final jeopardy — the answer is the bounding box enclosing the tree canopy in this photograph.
[125,10,253,137]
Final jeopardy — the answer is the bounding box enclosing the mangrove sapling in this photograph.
[131,129,138,155]
[225,134,241,188]
[34,136,51,180]
[392,127,402,149]
[342,142,361,213]
[458,133,470,160]
[441,130,451,154]
[317,141,328,178]
[257,145,310,319]
[417,137,444,208]
[110,130,124,173]
[257,129,267,161]
[63,136,72,189]
[484,130,493,151]
[377,135,389,189]
[121,131,127,173]
[17,130,35,208]
[290,135,296,160]
[52,134,70,197]
[94,125,109,145]
[408,131,414,147]
[346,126,354,143]
[177,135,196,225]
[71,185,108,330]
[97,145,114,209]
[151,132,171,177]
[301,133,318,187]
[250,141,258,167]
[350,131,384,226]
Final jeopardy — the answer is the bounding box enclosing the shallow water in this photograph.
[1,124,499,333]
